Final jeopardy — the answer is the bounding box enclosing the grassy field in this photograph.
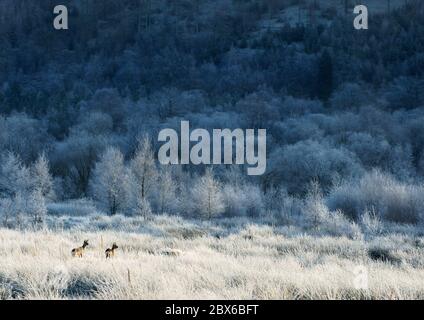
[0,215,423,300]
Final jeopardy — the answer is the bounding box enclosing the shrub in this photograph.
[367,247,402,265]
[47,199,99,216]
[327,170,424,224]
[268,140,363,195]
[360,209,383,236]
[222,183,264,217]
[302,181,362,239]
[263,186,301,224]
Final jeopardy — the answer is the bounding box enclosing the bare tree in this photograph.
[130,135,157,200]
[157,167,177,214]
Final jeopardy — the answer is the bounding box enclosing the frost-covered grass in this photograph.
[0,215,423,300]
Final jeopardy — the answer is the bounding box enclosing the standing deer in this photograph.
[105,243,119,259]
[71,240,89,258]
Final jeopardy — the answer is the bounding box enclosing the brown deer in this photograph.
[71,240,89,258]
[105,243,119,259]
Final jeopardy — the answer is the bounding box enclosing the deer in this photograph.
[105,243,119,259]
[71,240,89,258]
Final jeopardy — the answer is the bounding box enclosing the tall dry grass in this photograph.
[0,216,423,300]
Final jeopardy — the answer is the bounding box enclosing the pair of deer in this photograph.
[71,240,118,259]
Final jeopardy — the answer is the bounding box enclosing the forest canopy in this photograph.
[1,0,424,225]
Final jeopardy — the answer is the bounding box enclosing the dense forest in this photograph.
[1,0,424,229]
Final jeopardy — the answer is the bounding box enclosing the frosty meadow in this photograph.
[158,121,267,176]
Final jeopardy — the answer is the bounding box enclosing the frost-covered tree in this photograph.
[330,83,371,110]
[134,197,153,219]
[268,141,364,194]
[90,147,130,215]
[303,180,327,228]
[9,193,26,228]
[27,189,47,226]
[86,88,127,128]
[223,182,264,217]
[263,185,288,213]
[0,198,13,226]
[31,153,54,201]
[52,134,103,197]
[0,152,52,226]
[156,167,177,214]
[0,152,32,198]
[130,135,157,200]
[385,77,424,110]
[191,168,224,219]
[0,114,52,163]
